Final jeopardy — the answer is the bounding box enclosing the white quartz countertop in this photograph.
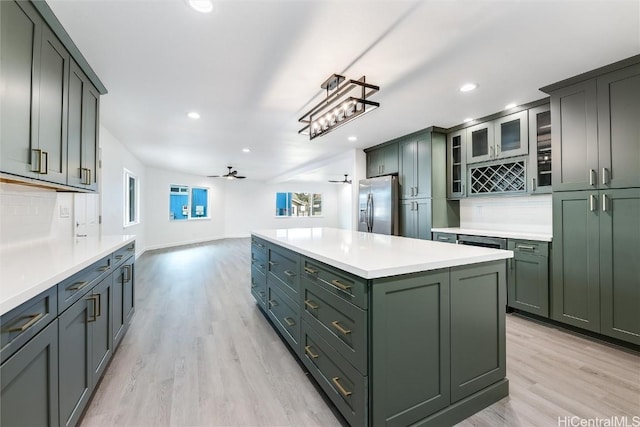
[0,235,135,315]
[252,227,512,279]
[431,227,553,242]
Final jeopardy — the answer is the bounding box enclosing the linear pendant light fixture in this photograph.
[298,74,380,140]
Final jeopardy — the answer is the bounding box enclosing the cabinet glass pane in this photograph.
[500,119,522,152]
[536,111,552,187]
[471,129,489,157]
[451,135,462,193]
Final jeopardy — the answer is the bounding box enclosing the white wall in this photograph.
[459,194,552,234]
[336,148,366,231]
[224,179,341,238]
[144,166,226,250]
[100,125,147,256]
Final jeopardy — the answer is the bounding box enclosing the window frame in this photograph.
[169,184,210,221]
[275,192,323,218]
[123,168,140,228]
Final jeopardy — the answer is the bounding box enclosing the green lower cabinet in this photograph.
[599,188,640,344]
[371,270,450,426]
[266,281,300,353]
[400,198,432,240]
[450,262,506,403]
[507,240,550,317]
[1,319,59,427]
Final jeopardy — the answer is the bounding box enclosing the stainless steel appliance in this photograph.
[358,176,399,235]
[457,234,507,250]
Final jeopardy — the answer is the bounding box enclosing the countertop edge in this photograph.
[431,227,553,242]
[0,236,135,316]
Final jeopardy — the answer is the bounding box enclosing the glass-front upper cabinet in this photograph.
[528,104,552,193]
[467,111,529,164]
[447,129,467,198]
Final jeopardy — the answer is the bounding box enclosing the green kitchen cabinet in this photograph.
[400,198,432,240]
[599,188,640,344]
[113,256,135,347]
[528,104,552,194]
[1,319,59,427]
[365,142,398,178]
[371,270,450,425]
[507,239,550,317]
[447,130,467,198]
[0,0,69,184]
[67,60,100,191]
[58,274,113,427]
[399,135,431,199]
[543,56,640,192]
[466,111,528,164]
[432,232,457,244]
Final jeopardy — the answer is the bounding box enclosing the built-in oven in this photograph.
[457,234,507,250]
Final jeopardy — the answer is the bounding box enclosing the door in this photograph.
[123,261,135,324]
[370,177,394,235]
[381,143,399,175]
[113,262,125,347]
[0,0,41,179]
[550,80,599,191]
[552,191,600,332]
[599,188,640,344]
[399,140,417,199]
[90,275,113,382]
[597,64,640,189]
[400,200,416,238]
[507,247,549,317]
[448,130,466,198]
[366,149,381,178]
[415,136,432,199]
[494,110,529,159]
[466,122,494,164]
[415,199,432,240]
[83,84,100,191]
[528,105,552,193]
[1,320,59,427]
[37,25,69,185]
[357,180,371,232]
[67,60,86,188]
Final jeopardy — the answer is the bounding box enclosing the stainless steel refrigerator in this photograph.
[358,175,399,235]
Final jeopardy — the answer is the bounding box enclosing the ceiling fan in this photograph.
[328,174,352,184]
[208,166,246,179]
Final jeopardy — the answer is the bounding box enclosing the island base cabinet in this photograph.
[450,261,506,403]
[1,319,59,427]
[371,271,450,426]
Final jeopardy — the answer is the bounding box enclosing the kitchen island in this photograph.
[250,227,513,427]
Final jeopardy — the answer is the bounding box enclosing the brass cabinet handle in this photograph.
[304,300,319,310]
[332,377,352,397]
[258,291,265,297]
[304,345,319,359]
[331,279,351,291]
[8,313,44,332]
[515,244,535,252]
[331,320,352,336]
[250,279,257,289]
[87,295,99,322]
[437,236,450,241]
[123,265,131,282]
[258,264,265,270]
[268,261,277,266]
[67,281,89,291]
[304,266,318,275]
[284,317,295,327]
[98,266,110,272]
[127,246,135,252]
[284,270,296,277]
[269,299,278,307]
[95,293,101,317]
[115,254,124,260]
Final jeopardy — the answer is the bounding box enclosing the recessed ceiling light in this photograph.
[348,136,357,142]
[505,103,517,109]
[188,0,213,13]
[463,118,473,123]
[242,148,251,153]
[187,112,200,119]
[459,83,477,92]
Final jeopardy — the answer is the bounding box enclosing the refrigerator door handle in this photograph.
[367,193,374,232]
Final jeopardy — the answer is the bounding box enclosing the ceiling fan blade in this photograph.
[208,175,221,178]
[234,175,246,179]
[328,180,342,183]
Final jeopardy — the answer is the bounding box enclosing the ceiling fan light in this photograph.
[188,0,213,13]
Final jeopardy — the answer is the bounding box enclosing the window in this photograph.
[124,169,139,227]
[169,185,209,220]
[275,192,322,217]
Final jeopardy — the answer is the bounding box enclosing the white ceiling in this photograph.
[48,0,640,182]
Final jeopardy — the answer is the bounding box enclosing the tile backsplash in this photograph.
[0,183,74,246]
[459,194,552,234]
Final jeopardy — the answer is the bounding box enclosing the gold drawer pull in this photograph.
[127,247,135,252]
[332,377,352,397]
[258,291,265,297]
[87,295,99,322]
[304,300,319,310]
[516,244,536,252]
[284,317,296,327]
[115,254,124,260]
[268,261,277,266]
[331,320,352,336]
[8,313,44,332]
[269,299,278,307]
[251,280,257,289]
[123,265,132,282]
[97,266,110,272]
[258,264,265,270]
[304,345,319,359]
[304,266,318,275]
[66,281,89,291]
[284,270,296,277]
[331,279,351,291]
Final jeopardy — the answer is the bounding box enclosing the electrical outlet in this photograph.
[59,206,70,218]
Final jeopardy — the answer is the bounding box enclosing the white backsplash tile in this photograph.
[460,195,552,234]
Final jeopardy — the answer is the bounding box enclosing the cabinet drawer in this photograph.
[266,284,299,351]
[508,239,548,256]
[112,241,135,267]
[58,255,112,313]
[268,246,299,300]
[302,258,367,310]
[251,236,268,257]
[250,266,267,309]
[432,232,457,243]
[1,287,57,363]
[302,280,367,374]
[301,320,367,427]
[251,246,267,265]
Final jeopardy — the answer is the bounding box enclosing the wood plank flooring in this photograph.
[80,238,640,427]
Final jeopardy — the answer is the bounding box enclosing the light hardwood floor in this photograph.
[81,238,640,427]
